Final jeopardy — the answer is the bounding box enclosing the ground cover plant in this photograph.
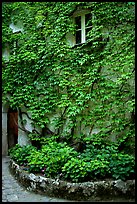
[9,139,135,183]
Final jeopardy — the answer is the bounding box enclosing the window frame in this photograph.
[13,31,21,55]
[73,9,92,45]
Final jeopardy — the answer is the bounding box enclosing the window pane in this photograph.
[85,13,92,27]
[85,27,91,41]
[75,16,81,29]
[76,30,81,44]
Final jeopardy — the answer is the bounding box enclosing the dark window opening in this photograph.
[85,13,92,27]
[75,16,81,29]
[85,27,91,41]
[76,30,81,44]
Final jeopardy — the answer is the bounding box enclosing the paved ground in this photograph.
[2,156,135,202]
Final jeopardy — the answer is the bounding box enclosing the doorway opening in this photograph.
[7,107,18,153]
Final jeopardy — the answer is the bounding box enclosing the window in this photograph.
[13,31,21,55]
[9,22,23,55]
[74,10,92,45]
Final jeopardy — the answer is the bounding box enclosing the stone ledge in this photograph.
[9,159,135,201]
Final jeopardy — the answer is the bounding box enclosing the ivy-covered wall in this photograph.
[2,2,135,151]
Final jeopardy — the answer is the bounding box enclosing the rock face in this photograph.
[9,160,135,201]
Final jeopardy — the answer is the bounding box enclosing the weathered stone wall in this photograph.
[9,159,135,201]
[2,105,8,155]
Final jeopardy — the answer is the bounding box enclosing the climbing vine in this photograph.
[2,2,135,152]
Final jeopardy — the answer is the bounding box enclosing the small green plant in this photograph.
[109,153,135,180]
[9,144,37,166]
[8,140,135,182]
[79,142,135,181]
[62,157,89,182]
[8,144,22,160]
[27,149,46,173]
[27,141,78,177]
[62,157,110,182]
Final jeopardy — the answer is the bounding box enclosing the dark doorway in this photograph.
[7,108,18,151]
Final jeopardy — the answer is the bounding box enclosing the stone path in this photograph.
[2,156,135,202]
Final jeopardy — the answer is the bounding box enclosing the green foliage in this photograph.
[62,158,89,182]
[2,2,135,142]
[62,157,110,182]
[25,141,78,177]
[8,144,21,156]
[26,149,45,172]
[109,153,135,180]
[3,2,135,182]
[9,141,135,182]
[80,142,135,181]
[8,144,37,165]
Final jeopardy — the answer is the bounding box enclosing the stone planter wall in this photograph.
[9,159,135,201]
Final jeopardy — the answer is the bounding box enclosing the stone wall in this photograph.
[9,159,135,201]
[2,105,8,155]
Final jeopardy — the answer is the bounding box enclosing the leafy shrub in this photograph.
[62,157,110,182]
[8,144,22,160]
[80,142,135,181]
[27,141,78,177]
[27,149,46,173]
[8,144,37,166]
[9,140,135,182]
[62,158,89,182]
[89,159,110,179]
[109,153,135,180]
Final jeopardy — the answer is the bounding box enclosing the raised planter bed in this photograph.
[9,159,135,201]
